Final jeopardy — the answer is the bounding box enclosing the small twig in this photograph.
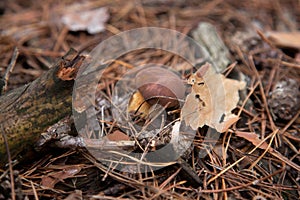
[207,129,278,184]
[280,60,300,69]
[237,81,259,117]
[2,47,19,95]
[30,181,39,200]
[1,125,16,200]
[279,109,300,135]
[203,163,286,194]
[256,29,276,49]
[223,61,237,77]
[248,129,278,169]
[248,54,277,131]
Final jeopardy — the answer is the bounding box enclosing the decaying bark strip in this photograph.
[0,48,85,165]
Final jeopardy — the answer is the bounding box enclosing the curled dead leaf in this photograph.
[181,62,246,132]
[235,131,272,150]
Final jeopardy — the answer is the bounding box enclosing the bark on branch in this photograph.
[0,48,84,165]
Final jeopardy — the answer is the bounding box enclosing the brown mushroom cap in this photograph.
[135,67,185,108]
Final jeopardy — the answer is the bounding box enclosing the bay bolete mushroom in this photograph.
[135,67,185,108]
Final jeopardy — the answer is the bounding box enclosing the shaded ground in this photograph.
[0,0,300,199]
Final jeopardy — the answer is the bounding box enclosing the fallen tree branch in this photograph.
[0,48,85,166]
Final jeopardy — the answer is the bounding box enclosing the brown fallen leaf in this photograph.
[235,131,272,150]
[181,62,245,132]
[267,31,300,49]
[106,130,130,141]
[41,165,82,188]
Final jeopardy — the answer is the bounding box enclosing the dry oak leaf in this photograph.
[181,63,246,132]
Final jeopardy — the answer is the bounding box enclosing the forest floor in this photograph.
[0,0,300,199]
